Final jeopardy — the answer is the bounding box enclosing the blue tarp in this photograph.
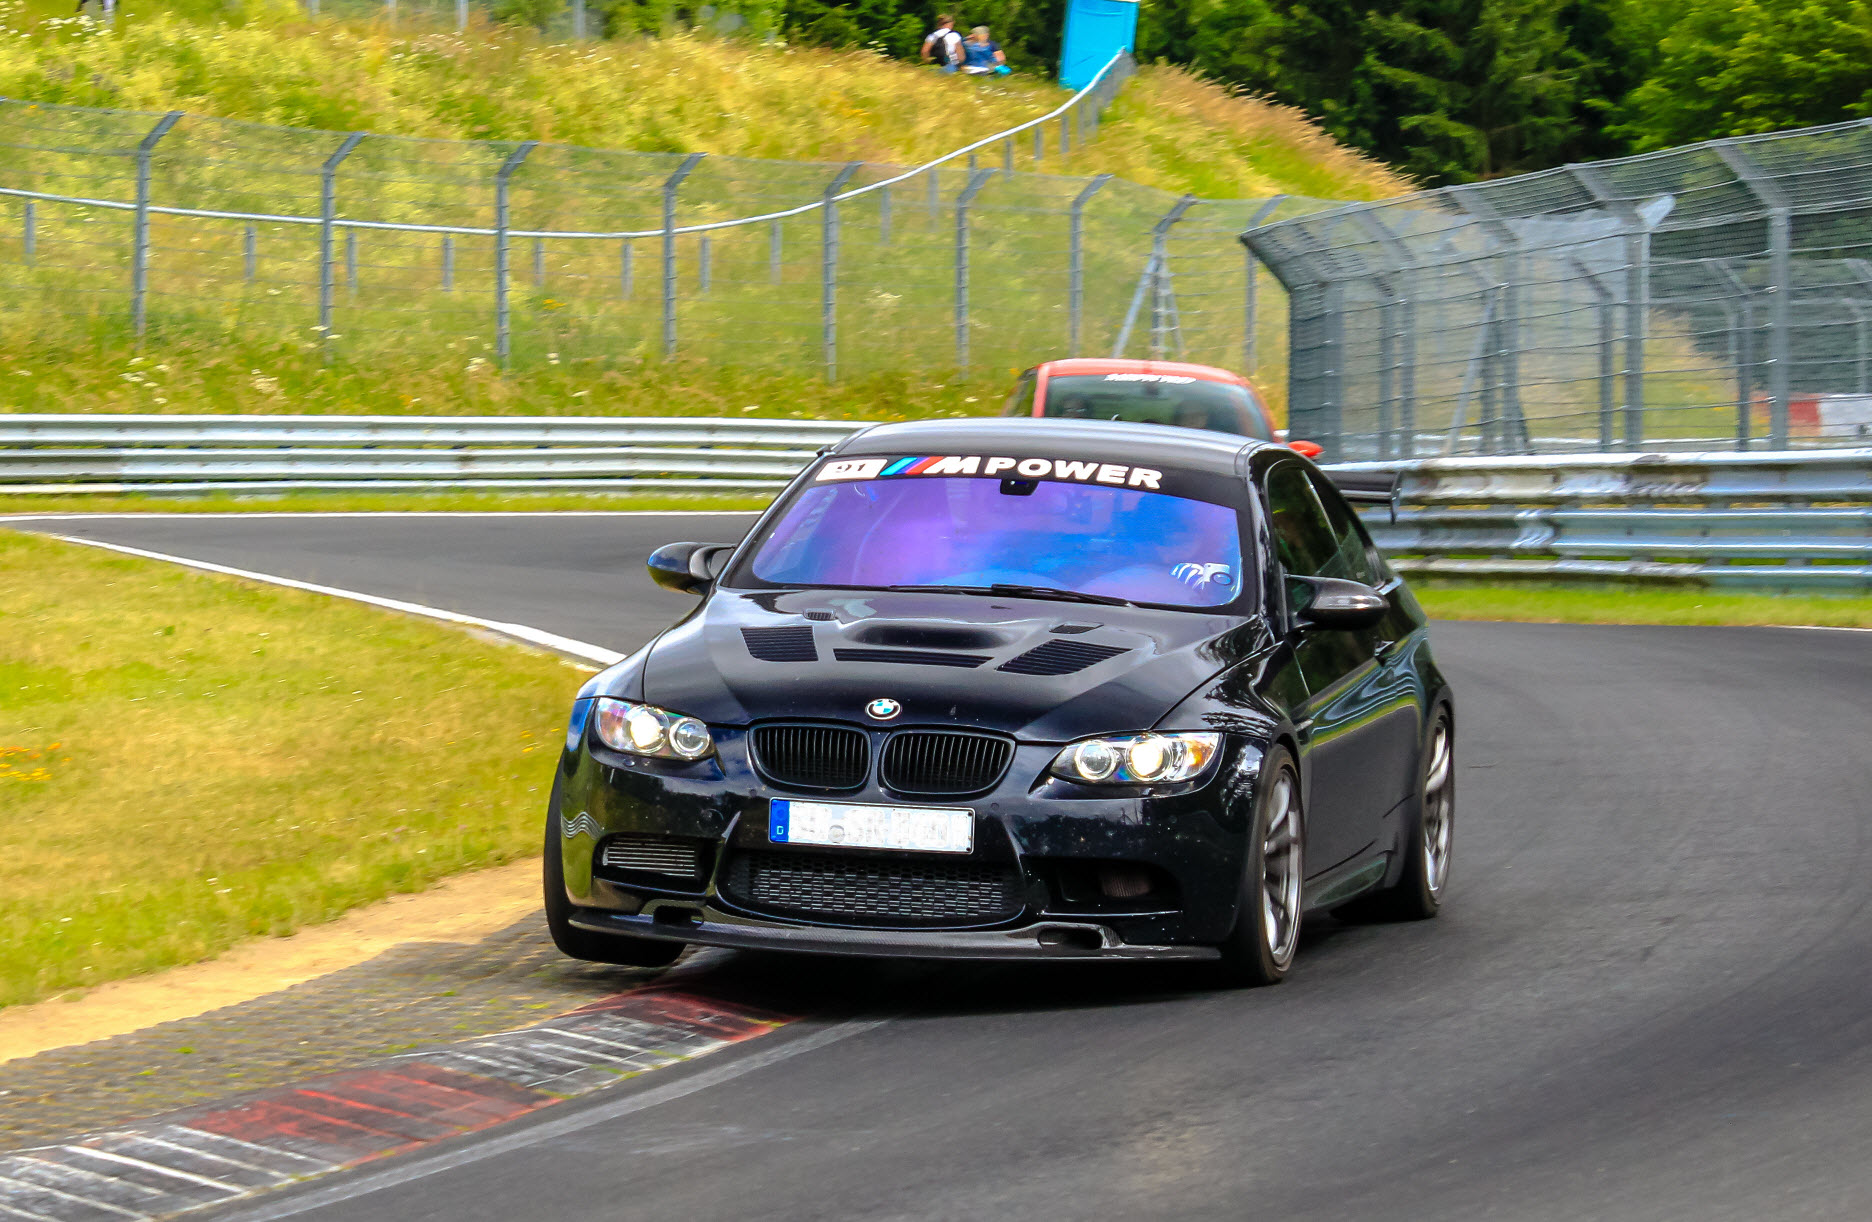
[1059,0,1138,90]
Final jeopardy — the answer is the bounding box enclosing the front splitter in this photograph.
[567,904,1220,962]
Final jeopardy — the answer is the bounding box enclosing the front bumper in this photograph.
[569,901,1220,961]
[557,724,1265,955]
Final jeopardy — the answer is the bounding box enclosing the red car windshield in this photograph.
[744,470,1245,609]
[1040,373,1272,439]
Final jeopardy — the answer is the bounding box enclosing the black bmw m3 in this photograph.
[545,418,1454,985]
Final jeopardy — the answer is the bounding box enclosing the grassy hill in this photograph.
[0,11,1407,424]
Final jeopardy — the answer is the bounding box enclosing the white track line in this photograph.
[47,535,624,667]
[221,1017,889,1222]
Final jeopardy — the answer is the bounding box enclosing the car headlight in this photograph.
[592,698,714,760]
[1051,732,1221,784]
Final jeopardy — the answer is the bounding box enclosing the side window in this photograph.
[1306,472,1382,586]
[1261,462,1342,578]
[1001,369,1038,417]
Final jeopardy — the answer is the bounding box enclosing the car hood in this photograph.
[639,588,1271,741]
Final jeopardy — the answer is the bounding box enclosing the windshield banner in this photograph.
[816,455,1164,490]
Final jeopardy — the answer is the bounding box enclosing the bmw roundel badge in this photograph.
[866,698,902,721]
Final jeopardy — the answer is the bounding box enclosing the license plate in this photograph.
[768,799,974,854]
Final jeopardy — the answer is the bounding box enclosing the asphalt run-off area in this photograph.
[7,511,1871,1222]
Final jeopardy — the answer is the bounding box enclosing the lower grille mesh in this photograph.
[725,851,1021,926]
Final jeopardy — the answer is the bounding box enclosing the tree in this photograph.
[1614,0,1872,151]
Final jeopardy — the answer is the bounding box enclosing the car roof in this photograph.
[831,417,1282,479]
[1033,358,1250,386]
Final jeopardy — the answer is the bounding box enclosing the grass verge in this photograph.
[1415,580,1872,629]
[0,528,582,1008]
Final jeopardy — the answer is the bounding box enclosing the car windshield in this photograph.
[1040,374,1271,439]
[744,470,1245,609]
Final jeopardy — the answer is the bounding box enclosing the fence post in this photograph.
[879,186,891,246]
[769,220,781,283]
[821,161,863,382]
[23,199,35,266]
[316,130,365,356]
[1068,173,1112,357]
[661,152,705,361]
[456,0,467,30]
[620,240,632,297]
[573,0,586,38]
[1573,259,1618,450]
[494,140,538,370]
[443,234,455,292]
[1714,142,1792,448]
[954,168,996,378]
[243,224,256,282]
[1059,114,1069,158]
[1033,125,1043,165]
[1712,260,1757,449]
[533,237,545,288]
[1003,139,1014,175]
[1113,195,1196,359]
[131,112,182,340]
[1243,196,1286,374]
[698,234,711,293]
[345,228,358,294]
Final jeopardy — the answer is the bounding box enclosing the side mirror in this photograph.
[1290,576,1388,631]
[647,542,734,595]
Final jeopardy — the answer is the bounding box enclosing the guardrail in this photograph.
[1341,449,1872,590]
[3,418,1867,590]
[0,415,867,494]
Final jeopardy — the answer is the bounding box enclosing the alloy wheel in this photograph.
[1262,772,1303,966]
[1421,719,1454,898]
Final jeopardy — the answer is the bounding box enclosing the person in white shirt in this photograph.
[921,15,963,74]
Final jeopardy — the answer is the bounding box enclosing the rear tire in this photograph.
[1337,707,1453,923]
[1212,746,1304,987]
[544,782,685,968]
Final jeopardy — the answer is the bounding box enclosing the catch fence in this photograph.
[0,56,1326,390]
[1244,120,1872,461]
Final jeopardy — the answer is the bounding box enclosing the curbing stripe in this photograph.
[0,984,790,1222]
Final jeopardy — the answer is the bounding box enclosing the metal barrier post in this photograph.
[1715,143,1793,448]
[878,186,891,246]
[494,140,539,370]
[22,200,34,266]
[533,237,545,288]
[769,221,781,283]
[345,228,358,294]
[456,0,467,29]
[821,161,862,381]
[954,168,996,378]
[1059,114,1069,158]
[620,240,632,297]
[1244,196,1286,373]
[1069,174,1112,357]
[698,235,710,293]
[573,0,586,38]
[316,130,365,354]
[443,235,455,292]
[661,152,704,361]
[1573,259,1618,450]
[1003,140,1014,175]
[1033,126,1043,165]
[243,224,255,282]
[131,112,182,340]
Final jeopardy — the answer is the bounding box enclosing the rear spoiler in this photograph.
[1324,469,1402,522]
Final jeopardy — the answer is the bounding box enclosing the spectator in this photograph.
[960,26,1008,75]
[921,15,963,74]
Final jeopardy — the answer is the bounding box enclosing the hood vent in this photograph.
[849,624,1006,650]
[803,610,836,622]
[742,626,818,662]
[1050,622,1102,635]
[997,640,1129,676]
[834,648,988,669]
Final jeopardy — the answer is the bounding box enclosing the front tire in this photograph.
[544,783,684,968]
[1213,746,1305,987]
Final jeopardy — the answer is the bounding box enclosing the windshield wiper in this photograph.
[880,583,1134,607]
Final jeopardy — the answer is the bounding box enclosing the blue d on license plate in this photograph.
[768,799,973,854]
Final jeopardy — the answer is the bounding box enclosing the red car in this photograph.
[1001,358,1322,457]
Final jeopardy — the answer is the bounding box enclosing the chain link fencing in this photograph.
[0,56,1335,401]
[1244,119,1872,460]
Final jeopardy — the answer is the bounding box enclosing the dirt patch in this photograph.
[0,858,544,1065]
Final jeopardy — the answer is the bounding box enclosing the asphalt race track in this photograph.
[19,513,1872,1221]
